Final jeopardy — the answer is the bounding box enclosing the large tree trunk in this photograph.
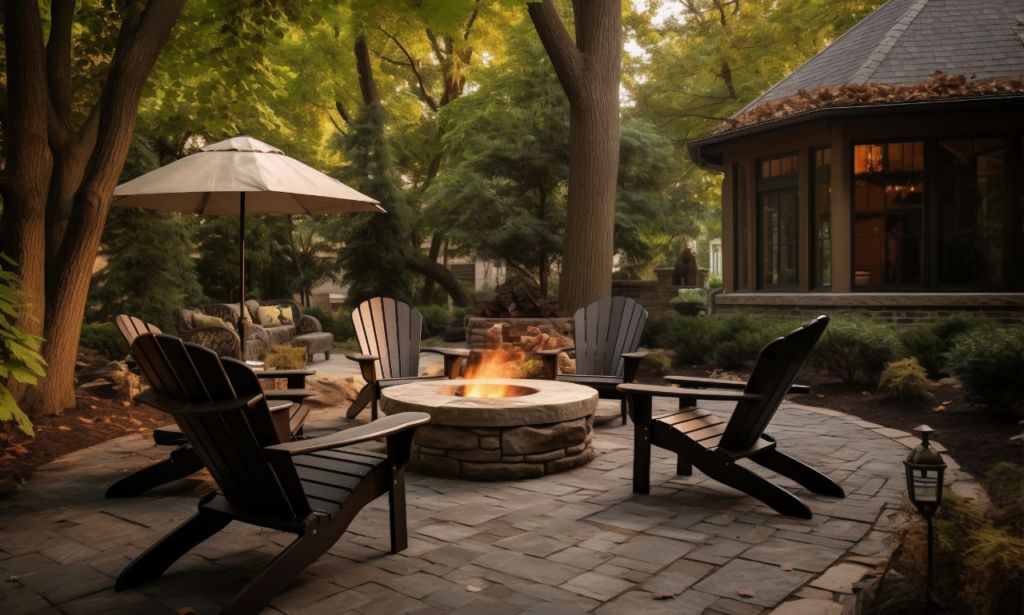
[527,0,621,314]
[9,1,186,415]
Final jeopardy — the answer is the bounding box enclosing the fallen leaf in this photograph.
[652,593,675,600]
[58,426,71,431]
[932,405,945,412]
[78,417,93,424]
[467,585,483,593]
[176,608,198,615]
[737,589,756,597]
[780,564,794,571]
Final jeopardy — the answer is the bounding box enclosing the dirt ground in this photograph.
[636,363,1022,481]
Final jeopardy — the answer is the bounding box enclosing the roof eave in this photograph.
[686,93,1024,171]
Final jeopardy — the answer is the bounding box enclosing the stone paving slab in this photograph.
[0,398,978,614]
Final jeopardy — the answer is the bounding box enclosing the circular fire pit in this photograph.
[380,378,598,481]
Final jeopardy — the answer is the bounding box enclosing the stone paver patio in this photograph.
[0,396,976,615]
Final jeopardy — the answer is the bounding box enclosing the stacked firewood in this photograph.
[716,73,1023,134]
[475,278,560,318]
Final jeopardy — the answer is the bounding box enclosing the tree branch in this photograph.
[379,27,439,112]
[527,0,584,101]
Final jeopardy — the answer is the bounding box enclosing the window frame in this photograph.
[848,132,1022,292]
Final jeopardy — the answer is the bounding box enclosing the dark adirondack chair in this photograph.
[116,333,429,615]
[106,316,316,498]
[345,298,469,420]
[618,315,845,519]
[537,296,649,425]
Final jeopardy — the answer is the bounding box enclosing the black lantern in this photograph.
[904,425,946,518]
[904,424,946,608]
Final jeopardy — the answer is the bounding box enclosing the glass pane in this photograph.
[937,138,1006,285]
[854,142,925,286]
[735,164,748,290]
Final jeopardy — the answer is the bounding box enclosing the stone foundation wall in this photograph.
[466,317,575,351]
[409,414,595,480]
[714,292,1023,328]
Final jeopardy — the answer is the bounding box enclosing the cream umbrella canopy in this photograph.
[113,136,384,333]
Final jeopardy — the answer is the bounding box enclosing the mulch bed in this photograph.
[0,392,168,479]
[637,363,1021,481]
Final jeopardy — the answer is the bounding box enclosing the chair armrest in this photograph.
[617,383,761,402]
[421,348,470,358]
[663,376,810,395]
[263,412,431,460]
[135,389,264,417]
[621,351,649,384]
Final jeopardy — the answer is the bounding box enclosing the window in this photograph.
[936,139,1007,286]
[812,148,832,288]
[759,191,799,287]
[853,142,924,286]
[735,163,748,290]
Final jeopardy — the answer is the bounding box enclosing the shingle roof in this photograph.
[738,0,1023,113]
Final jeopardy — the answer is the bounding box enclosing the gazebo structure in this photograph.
[687,0,1023,326]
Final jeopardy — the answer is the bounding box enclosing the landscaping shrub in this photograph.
[877,358,933,401]
[901,314,995,378]
[811,311,903,383]
[79,322,128,362]
[636,351,672,378]
[945,326,1024,416]
[710,314,798,368]
[418,304,452,338]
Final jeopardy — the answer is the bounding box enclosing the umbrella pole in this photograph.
[239,192,249,345]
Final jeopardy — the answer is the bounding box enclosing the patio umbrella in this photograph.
[112,136,384,334]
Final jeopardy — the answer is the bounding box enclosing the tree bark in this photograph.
[527,0,621,314]
[18,0,186,415]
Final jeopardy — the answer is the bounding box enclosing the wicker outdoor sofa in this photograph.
[173,298,334,362]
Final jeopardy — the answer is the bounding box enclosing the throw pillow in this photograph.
[257,306,284,328]
[277,306,294,326]
[193,313,234,331]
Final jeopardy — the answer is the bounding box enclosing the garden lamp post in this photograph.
[903,424,945,608]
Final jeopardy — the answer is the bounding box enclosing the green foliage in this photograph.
[333,104,414,308]
[0,254,42,436]
[877,358,933,402]
[900,314,996,378]
[636,352,672,378]
[812,311,903,383]
[301,306,354,342]
[79,323,129,362]
[670,288,707,306]
[945,326,1024,416]
[418,305,453,338]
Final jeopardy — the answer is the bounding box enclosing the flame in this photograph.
[459,347,525,398]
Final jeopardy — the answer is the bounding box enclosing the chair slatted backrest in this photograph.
[116,315,161,348]
[573,297,649,378]
[352,298,422,381]
[719,315,829,451]
[131,334,310,520]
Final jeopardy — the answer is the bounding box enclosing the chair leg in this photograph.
[702,460,812,519]
[620,398,628,425]
[389,466,408,554]
[677,456,692,476]
[222,516,354,615]
[751,449,846,498]
[116,510,230,590]
[105,445,205,498]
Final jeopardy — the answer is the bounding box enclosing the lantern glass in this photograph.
[912,469,940,503]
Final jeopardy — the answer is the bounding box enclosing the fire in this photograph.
[459,347,525,398]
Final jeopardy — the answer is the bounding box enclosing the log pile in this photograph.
[475,278,560,318]
[715,73,1023,134]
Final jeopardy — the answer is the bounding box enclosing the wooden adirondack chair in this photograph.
[537,296,649,425]
[618,315,845,519]
[345,298,469,420]
[106,316,315,498]
[116,333,429,615]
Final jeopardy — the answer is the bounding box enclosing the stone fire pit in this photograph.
[380,379,598,481]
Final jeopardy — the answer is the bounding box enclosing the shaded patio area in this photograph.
[0,398,976,615]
